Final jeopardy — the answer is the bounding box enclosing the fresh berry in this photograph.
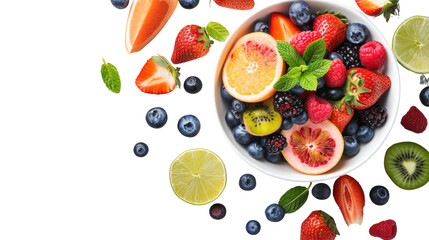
[343,136,360,157]
[247,142,265,160]
[213,0,254,10]
[260,136,268,147]
[325,59,347,87]
[305,94,333,124]
[299,24,312,32]
[301,210,340,240]
[313,14,347,52]
[111,0,129,9]
[326,87,344,101]
[225,109,241,128]
[209,203,226,220]
[360,41,386,70]
[355,0,400,22]
[184,76,202,94]
[290,31,323,55]
[346,23,370,45]
[359,103,388,128]
[135,56,180,94]
[265,134,287,154]
[253,21,269,33]
[317,77,326,89]
[265,203,285,222]
[179,0,199,9]
[171,24,213,64]
[420,86,429,106]
[231,99,247,113]
[270,12,301,42]
[290,83,306,95]
[246,220,261,235]
[239,173,256,190]
[310,12,317,22]
[146,107,168,128]
[288,0,311,26]
[369,220,397,240]
[221,85,235,102]
[292,111,309,125]
[336,41,363,69]
[273,92,304,118]
[264,151,285,163]
[177,115,201,137]
[356,125,374,143]
[281,118,294,130]
[333,175,365,225]
[233,124,253,144]
[327,52,345,62]
[343,119,359,136]
[329,103,354,133]
[133,142,149,157]
[312,183,331,200]
[400,106,428,133]
[370,186,389,206]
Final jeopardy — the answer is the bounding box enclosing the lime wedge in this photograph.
[169,149,226,205]
[392,16,429,74]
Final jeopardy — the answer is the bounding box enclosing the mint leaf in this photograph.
[278,183,312,214]
[277,41,305,68]
[308,59,332,78]
[273,67,302,91]
[303,39,327,65]
[300,72,318,91]
[206,22,229,42]
[101,58,120,93]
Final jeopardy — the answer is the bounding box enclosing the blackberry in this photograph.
[336,41,363,69]
[265,134,287,154]
[273,92,304,118]
[359,103,387,128]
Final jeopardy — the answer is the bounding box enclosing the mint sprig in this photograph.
[206,22,229,42]
[101,58,121,93]
[278,182,312,214]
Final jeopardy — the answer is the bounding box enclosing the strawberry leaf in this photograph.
[307,59,332,78]
[303,39,327,65]
[206,22,230,42]
[299,72,318,91]
[273,67,302,91]
[320,211,340,235]
[277,40,305,68]
[100,58,120,93]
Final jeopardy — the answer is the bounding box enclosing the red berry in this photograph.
[290,31,322,55]
[305,94,333,124]
[401,106,428,133]
[325,59,347,87]
[359,41,386,70]
[369,219,397,240]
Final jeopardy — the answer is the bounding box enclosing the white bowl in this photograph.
[214,0,400,182]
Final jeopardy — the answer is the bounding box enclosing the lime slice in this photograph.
[169,149,226,205]
[392,16,429,74]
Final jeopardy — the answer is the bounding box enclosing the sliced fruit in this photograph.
[333,175,365,226]
[281,120,344,175]
[243,98,282,136]
[125,0,178,53]
[169,148,226,205]
[392,16,429,74]
[269,12,301,42]
[222,32,285,102]
[355,0,399,21]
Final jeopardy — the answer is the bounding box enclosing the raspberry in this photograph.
[290,31,322,55]
[265,134,287,154]
[325,58,347,87]
[360,41,386,70]
[273,92,304,118]
[305,94,333,124]
[401,106,427,133]
[369,219,397,240]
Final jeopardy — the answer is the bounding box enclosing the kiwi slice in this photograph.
[384,142,429,190]
[243,98,282,136]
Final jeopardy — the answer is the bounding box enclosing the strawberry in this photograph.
[333,175,365,226]
[171,25,213,64]
[355,0,399,22]
[305,94,333,124]
[313,14,347,53]
[329,102,354,133]
[212,0,254,10]
[343,68,391,110]
[301,210,340,240]
[369,219,397,240]
[270,12,301,42]
[135,56,180,94]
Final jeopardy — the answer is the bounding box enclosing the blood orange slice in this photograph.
[281,120,344,175]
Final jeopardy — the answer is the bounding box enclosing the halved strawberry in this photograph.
[355,0,399,22]
[333,175,365,226]
[269,12,301,42]
[136,56,180,94]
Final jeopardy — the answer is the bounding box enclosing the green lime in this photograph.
[169,148,226,205]
[392,16,429,74]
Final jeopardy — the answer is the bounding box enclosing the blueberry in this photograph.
[370,186,389,205]
[264,151,284,163]
[327,52,345,62]
[343,119,359,136]
[317,87,328,99]
[184,76,202,94]
[225,109,241,128]
[260,136,268,147]
[317,77,325,89]
[179,0,199,9]
[133,142,149,157]
[146,107,168,128]
[281,118,294,130]
[290,83,305,95]
[356,125,374,143]
[312,183,331,200]
[247,142,265,160]
[310,12,317,22]
[177,115,201,137]
[239,174,256,191]
[246,220,261,235]
[231,99,247,113]
[110,0,129,9]
[420,86,429,106]
[221,85,235,102]
[253,21,269,33]
[233,124,253,145]
[209,203,226,220]
[343,136,360,157]
[326,87,344,101]
[346,23,370,45]
[291,111,308,125]
[299,24,312,31]
[265,203,285,222]
[289,0,311,26]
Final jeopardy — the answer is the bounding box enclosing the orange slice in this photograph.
[125,0,178,53]
[222,32,285,103]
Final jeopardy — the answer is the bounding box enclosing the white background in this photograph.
[0,0,428,239]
